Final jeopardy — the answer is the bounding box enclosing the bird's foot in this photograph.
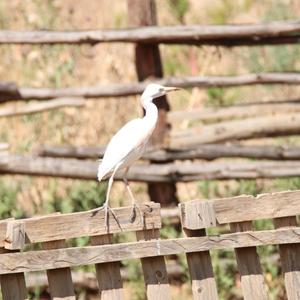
[129,203,142,223]
[99,203,122,232]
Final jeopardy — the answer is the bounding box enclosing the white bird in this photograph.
[97,83,180,230]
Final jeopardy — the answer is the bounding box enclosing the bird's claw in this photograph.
[129,203,142,223]
[99,203,122,232]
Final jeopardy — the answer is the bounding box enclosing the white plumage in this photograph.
[97,83,179,230]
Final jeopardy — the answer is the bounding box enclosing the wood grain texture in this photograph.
[136,229,171,300]
[274,217,300,300]
[4,221,25,250]
[0,203,160,245]
[0,248,27,300]
[0,227,299,274]
[230,222,268,300]
[0,20,299,45]
[42,240,75,299]
[1,73,300,101]
[181,190,300,229]
[185,229,218,300]
[91,234,124,300]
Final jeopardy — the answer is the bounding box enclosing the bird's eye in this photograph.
[159,88,164,92]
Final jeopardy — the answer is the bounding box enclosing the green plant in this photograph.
[167,0,189,23]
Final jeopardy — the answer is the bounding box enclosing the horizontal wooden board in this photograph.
[0,204,160,246]
[181,190,300,229]
[0,227,299,274]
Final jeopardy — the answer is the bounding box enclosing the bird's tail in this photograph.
[97,159,108,182]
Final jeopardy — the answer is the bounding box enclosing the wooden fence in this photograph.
[0,189,299,299]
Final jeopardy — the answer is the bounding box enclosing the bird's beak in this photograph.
[164,86,181,93]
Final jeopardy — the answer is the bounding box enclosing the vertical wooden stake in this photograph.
[136,229,171,300]
[91,234,124,300]
[127,0,178,206]
[0,248,28,300]
[273,216,300,300]
[230,221,268,300]
[185,229,218,300]
[42,240,75,299]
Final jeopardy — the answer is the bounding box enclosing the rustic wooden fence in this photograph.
[0,189,299,299]
[0,2,300,188]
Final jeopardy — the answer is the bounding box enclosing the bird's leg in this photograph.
[100,164,122,232]
[123,168,142,223]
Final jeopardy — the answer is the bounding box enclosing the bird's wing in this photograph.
[97,118,150,180]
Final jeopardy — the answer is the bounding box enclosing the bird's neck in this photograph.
[143,101,158,129]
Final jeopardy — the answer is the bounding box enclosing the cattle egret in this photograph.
[97,83,180,230]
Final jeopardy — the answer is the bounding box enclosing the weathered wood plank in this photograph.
[0,20,299,45]
[0,248,27,300]
[181,190,300,229]
[37,143,300,162]
[42,240,75,299]
[2,73,300,101]
[91,234,124,300]
[0,227,299,274]
[4,221,25,250]
[8,155,300,182]
[136,229,171,300]
[0,203,160,245]
[184,229,218,300]
[274,217,300,300]
[230,222,268,300]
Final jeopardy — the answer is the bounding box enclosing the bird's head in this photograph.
[141,83,180,106]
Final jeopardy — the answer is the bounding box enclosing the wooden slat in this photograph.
[274,217,300,300]
[42,240,75,299]
[184,229,218,300]
[136,229,171,300]
[91,234,124,300]
[230,222,268,300]
[0,248,27,300]
[1,227,299,274]
[0,203,160,246]
[181,190,300,229]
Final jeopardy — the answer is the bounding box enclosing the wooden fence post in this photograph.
[184,228,218,300]
[91,234,124,300]
[127,0,178,206]
[42,240,75,299]
[230,221,268,300]
[273,216,300,300]
[136,229,171,300]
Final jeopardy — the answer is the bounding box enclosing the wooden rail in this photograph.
[4,154,300,181]
[1,73,300,101]
[36,143,300,161]
[0,20,299,45]
[0,189,299,299]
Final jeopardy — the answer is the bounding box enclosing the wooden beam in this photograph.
[0,98,85,118]
[0,227,300,274]
[2,73,300,101]
[0,204,160,247]
[181,190,300,229]
[128,0,177,207]
[6,154,300,182]
[36,143,300,162]
[172,113,300,148]
[0,20,299,45]
[168,102,300,123]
